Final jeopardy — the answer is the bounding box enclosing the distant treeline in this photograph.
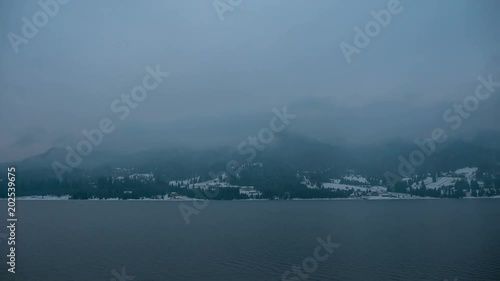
[1,161,499,200]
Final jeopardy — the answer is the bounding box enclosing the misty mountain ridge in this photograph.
[3,85,500,162]
[10,130,500,183]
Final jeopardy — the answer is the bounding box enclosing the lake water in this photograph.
[1,199,499,281]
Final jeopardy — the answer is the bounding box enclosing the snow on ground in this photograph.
[239,186,262,197]
[366,194,437,200]
[455,167,478,177]
[342,175,369,184]
[169,175,259,197]
[301,176,315,188]
[418,176,459,189]
[16,195,70,200]
[410,167,479,189]
[321,183,387,192]
[182,178,236,189]
[455,167,478,182]
[169,176,201,186]
[162,195,199,201]
[129,173,154,180]
[302,176,386,192]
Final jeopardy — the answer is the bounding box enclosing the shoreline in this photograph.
[2,195,499,201]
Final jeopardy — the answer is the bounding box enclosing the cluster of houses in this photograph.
[301,173,389,194]
[301,167,497,199]
[108,168,263,199]
[403,167,497,197]
[168,174,262,199]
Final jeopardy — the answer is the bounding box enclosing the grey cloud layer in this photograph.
[1,0,499,161]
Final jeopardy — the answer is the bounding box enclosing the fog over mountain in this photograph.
[1,0,500,162]
[3,2,500,280]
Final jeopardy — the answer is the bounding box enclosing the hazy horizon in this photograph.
[2,0,500,162]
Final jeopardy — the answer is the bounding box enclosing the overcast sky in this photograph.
[1,0,499,161]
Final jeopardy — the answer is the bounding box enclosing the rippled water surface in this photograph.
[1,199,499,281]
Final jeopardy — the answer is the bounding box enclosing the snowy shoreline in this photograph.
[1,195,499,201]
